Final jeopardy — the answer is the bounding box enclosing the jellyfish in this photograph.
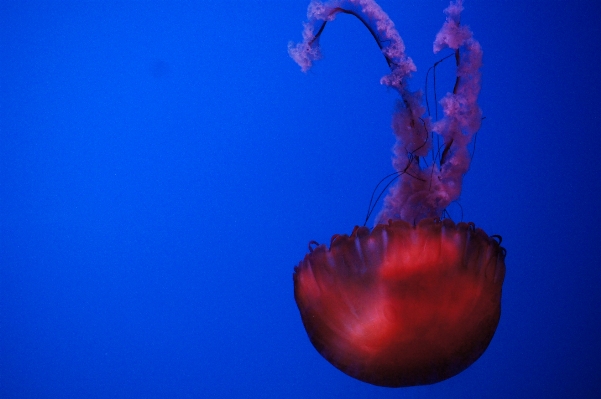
[289,0,506,388]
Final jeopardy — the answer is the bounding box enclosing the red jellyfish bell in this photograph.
[289,0,506,388]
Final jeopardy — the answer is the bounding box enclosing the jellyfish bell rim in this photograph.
[293,218,506,387]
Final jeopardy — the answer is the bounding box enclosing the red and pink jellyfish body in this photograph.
[289,0,506,388]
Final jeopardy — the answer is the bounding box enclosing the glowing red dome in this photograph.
[294,219,505,387]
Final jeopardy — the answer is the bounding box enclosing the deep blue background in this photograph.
[2,1,600,397]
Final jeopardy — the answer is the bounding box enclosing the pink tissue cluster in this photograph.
[290,0,483,225]
[288,0,416,86]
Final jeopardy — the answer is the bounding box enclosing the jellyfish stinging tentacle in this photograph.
[289,0,506,388]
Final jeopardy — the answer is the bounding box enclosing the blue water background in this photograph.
[2,1,600,397]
